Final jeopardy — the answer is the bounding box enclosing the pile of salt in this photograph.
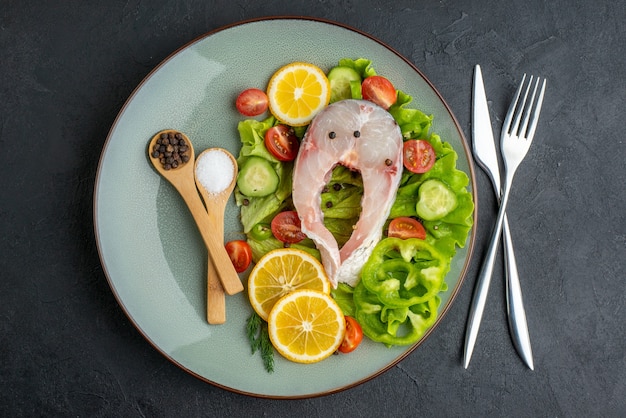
[195,149,235,194]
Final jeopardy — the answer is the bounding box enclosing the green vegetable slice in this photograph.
[354,281,440,347]
[237,156,279,197]
[352,237,449,346]
[416,179,458,221]
[350,80,362,99]
[249,223,272,241]
[327,66,361,103]
[360,237,449,308]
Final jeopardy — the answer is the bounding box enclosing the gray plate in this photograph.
[94,17,476,398]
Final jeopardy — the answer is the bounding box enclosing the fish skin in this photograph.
[292,99,403,287]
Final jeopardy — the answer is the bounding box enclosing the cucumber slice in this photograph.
[416,179,458,220]
[350,79,362,100]
[237,156,279,197]
[327,66,362,103]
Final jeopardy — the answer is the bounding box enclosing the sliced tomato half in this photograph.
[338,316,363,353]
[388,217,427,240]
[270,211,307,243]
[361,75,397,109]
[264,125,299,161]
[403,139,436,174]
[225,240,253,273]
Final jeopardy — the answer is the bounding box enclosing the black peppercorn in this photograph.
[151,130,192,170]
[328,131,336,139]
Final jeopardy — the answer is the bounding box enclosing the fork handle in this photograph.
[503,217,534,370]
[463,183,510,368]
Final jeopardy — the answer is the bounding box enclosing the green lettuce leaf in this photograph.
[330,282,356,317]
[388,91,434,140]
[337,58,377,78]
[320,165,363,247]
[247,235,320,263]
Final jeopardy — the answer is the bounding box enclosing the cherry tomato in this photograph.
[403,139,436,173]
[264,125,300,161]
[338,316,363,353]
[225,240,252,273]
[388,217,427,240]
[235,88,269,116]
[270,211,307,243]
[361,75,397,109]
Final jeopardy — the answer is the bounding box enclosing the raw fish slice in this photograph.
[292,100,403,287]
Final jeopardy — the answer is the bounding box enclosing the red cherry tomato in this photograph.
[270,211,307,243]
[338,316,363,353]
[403,139,436,173]
[388,217,427,240]
[235,88,269,116]
[264,125,300,161]
[225,240,252,273]
[361,75,397,109]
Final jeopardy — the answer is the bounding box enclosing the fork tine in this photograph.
[518,76,539,138]
[502,74,526,135]
[525,78,547,142]
[511,75,534,137]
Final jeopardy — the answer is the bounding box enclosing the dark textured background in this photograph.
[2,0,625,416]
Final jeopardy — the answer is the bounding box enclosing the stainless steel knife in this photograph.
[463,65,534,369]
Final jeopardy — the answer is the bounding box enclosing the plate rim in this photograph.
[93,15,478,399]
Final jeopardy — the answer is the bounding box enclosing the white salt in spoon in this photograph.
[194,147,239,324]
[148,131,244,301]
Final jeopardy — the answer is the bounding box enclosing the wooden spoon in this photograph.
[147,130,244,296]
[194,148,239,325]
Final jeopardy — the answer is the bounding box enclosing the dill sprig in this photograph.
[246,312,275,373]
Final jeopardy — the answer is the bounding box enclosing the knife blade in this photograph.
[463,65,534,370]
[471,65,501,194]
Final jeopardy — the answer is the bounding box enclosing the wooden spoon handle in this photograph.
[177,180,244,295]
[207,259,226,324]
[207,202,226,324]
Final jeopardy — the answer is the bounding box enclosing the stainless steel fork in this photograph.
[463,74,547,368]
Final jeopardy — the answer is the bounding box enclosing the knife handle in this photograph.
[502,215,534,370]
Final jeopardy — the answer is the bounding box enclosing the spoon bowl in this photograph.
[148,129,196,188]
[147,130,244,297]
[194,148,239,324]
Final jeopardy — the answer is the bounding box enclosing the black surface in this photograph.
[2,1,625,416]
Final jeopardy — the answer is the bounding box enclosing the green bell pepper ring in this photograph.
[360,237,449,308]
[353,281,441,346]
[249,222,272,241]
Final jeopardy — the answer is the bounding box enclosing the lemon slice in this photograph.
[266,62,331,126]
[247,248,330,321]
[268,289,346,363]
